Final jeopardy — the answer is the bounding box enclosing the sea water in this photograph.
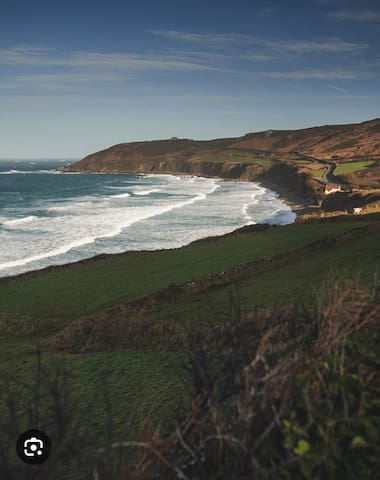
[0,160,296,277]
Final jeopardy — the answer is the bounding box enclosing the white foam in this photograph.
[132,188,160,196]
[111,192,131,199]
[0,182,219,272]
[242,203,252,222]
[0,174,295,276]
[0,169,59,174]
[0,236,97,270]
[3,215,37,226]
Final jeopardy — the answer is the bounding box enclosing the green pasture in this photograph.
[197,151,273,167]
[146,223,380,328]
[312,167,328,180]
[0,220,372,325]
[335,161,375,175]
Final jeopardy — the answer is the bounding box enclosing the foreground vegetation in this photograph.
[97,280,379,479]
[0,213,379,478]
[0,279,379,479]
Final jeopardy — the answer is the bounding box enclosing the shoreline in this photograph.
[0,173,317,283]
[257,178,318,217]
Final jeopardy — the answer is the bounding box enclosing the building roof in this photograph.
[325,184,341,192]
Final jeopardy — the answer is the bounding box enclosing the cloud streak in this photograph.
[258,69,374,80]
[0,36,376,95]
[0,47,216,72]
[152,30,369,54]
[326,9,380,22]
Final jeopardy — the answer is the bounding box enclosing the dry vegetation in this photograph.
[1,279,379,479]
[91,280,379,480]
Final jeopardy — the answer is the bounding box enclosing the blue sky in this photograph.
[0,0,379,159]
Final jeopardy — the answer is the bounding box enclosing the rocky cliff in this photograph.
[63,118,380,204]
[63,151,317,202]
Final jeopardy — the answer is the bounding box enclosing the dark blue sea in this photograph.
[0,160,295,277]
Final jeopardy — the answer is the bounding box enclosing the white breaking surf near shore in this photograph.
[0,168,295,277]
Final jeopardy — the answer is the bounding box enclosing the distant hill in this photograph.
[231,118,380,161]
[63,118,380,203]
[65,118,380,175]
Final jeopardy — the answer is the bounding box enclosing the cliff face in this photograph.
[64,154,317,203]
[64,150,264,182]
[63,118,380,205]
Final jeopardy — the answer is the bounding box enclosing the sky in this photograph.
[0,0,379,159]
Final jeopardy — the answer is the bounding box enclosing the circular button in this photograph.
[16,429,51,465]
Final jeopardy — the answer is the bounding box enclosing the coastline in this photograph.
[257,178,318,217]
[0,172,316,283]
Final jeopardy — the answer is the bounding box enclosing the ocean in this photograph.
[0,160,296,278]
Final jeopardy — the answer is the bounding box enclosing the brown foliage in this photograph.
[91,279,379,479]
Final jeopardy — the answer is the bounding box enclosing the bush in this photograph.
[92,281,379,479]
[1,279,379,479]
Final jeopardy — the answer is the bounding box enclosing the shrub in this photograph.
[92,280,379,479]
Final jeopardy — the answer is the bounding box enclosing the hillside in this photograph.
[231,118,380,161]
[64,119,380,173]
[63,118,380,205]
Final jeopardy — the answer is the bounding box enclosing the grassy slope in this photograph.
[195,151,273,167]
[147,224,380,328]
[335,160,375,175]
[0,214,379,477]
[0,221,371,324]
[312,167,328,180]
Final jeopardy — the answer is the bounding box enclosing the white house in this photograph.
[324,184,341,195]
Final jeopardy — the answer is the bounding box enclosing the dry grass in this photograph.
[90,279,380,479]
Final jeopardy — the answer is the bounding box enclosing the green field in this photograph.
[290,159,312,165]
[334,160,375,175]
[0,221,371,324]
[312,167,328,180]
[1,214,379,478]
[197,151,273,167]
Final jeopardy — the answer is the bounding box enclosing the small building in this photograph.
[324,184,341,195]
[353,207,363,215]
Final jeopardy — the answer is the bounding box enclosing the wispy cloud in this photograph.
[240,54,274,62]
[1,72,126,89]
[326,9,380,22]
[152,31,369,54]
[328,84,351,94]
[0,46,220,94]
[0,39,375,96]
[0,46,216,72]
[258,69,374,80]
[151,31,252,47]
[258,38,368,53]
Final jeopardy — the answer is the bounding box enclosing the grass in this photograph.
[2,348,184,438]
[0,347,188,480]
[334,160,375,175]
[0,214,379,479]
[122,283,380,479]
[196,151,273,167]
[362,199,380,214]
[0,221,370,325]
[313,167,328,180]
[145,222,380,329]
